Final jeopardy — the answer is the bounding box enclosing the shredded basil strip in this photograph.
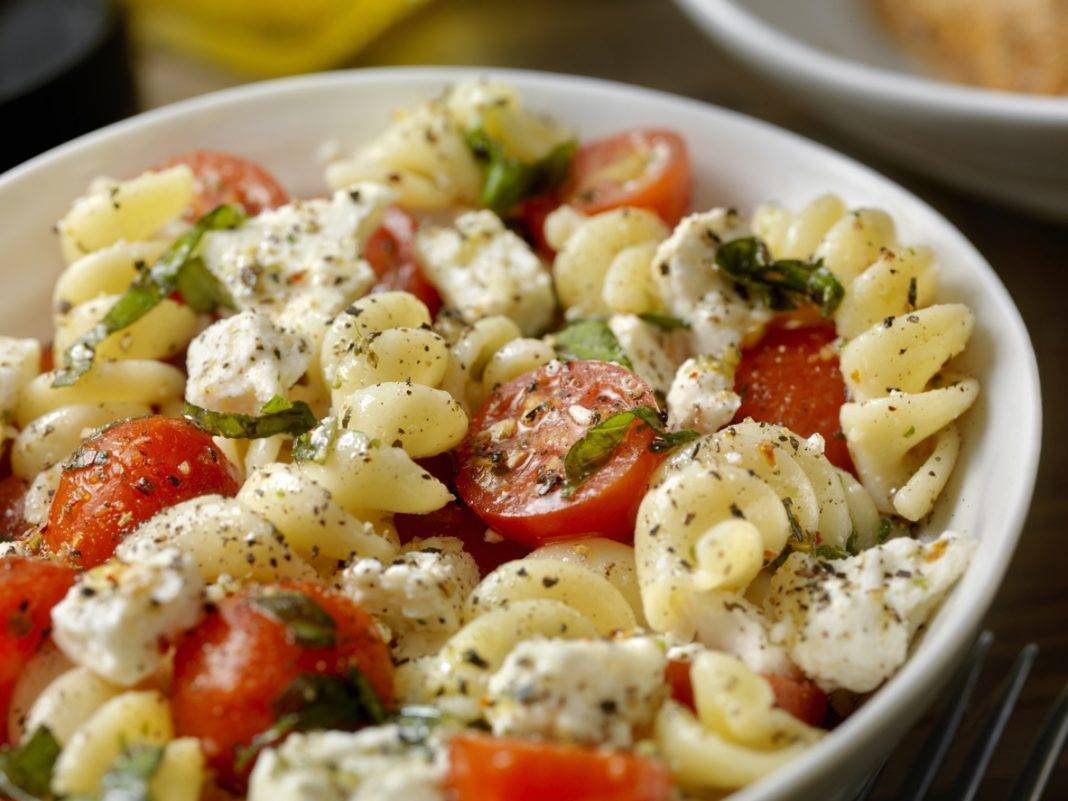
[638,312,690,330]
[564,404,699,491]
[234,669,387,773]
[183,397,316,440]
[553,318,633,369]
[96,743,164,801]
[53,204,245,387]
[715,236,844,316]
[466,128,576,213]
[0,726,61,801]
[252,589,337,648]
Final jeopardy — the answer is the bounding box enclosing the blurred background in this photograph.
[2,0,1065,798]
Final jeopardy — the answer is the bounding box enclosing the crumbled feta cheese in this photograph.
[486,636,667,747]
[248,724,448,801]
[667,353,741,434]
[0,337,40,419]
[690,593,795,677]
[337,537,479,660]
[415,210,554,335]
[50,548,205,686]
[766,531,976,692]
[200,184,389,318]
[607,314,688,395]
[185,310,310,415]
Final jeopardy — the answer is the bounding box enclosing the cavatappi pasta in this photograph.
[0,80,979,801]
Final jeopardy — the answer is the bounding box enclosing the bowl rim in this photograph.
[0,66,1043,801]
[676,0,1068,125]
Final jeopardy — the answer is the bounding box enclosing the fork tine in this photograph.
[1005,684,1068,801]
[895,630,995,801]
[949,643,1039,801]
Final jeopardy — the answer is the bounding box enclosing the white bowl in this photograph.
[0,68,1041,800]
[675,0,1068,221]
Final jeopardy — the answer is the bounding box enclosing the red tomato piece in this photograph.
[563,129,692,226]
[518,192,562,257]
[44,416,241,569]
[733,320,853,472]
[171,582,393,788]
[764,674,828,727]
[666,659,827,727]
[0,475,29,542]
[0,557,75,744]
[456,360,661,547]
[447,734,672,801]
[364,206,441,316]
[395,502,529,575]
[156,149,289,219]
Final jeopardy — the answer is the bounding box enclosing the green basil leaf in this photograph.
[53,204,246,387]
[714,236,844,316]
[173,256,235,313]
[292,415,338,463]
[553,318,633,369]
[234,669,387,774]
[97,743,164,801]
[465,128,576,214]
[183,399,316,440]
[638,312,690,331]
[563,404,698,492]
[252,589,337,648]
[0,726,61,800]
[876,517,894,544]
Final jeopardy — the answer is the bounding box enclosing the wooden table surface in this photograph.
[135,1,1067,797]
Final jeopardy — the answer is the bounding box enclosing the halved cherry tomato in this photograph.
[0,475,29,542]
[156,149,289,219]
[563,129,691,226]
[396,502,528,575]
[364,206,441,315]
[447,733,672,801]
[44,416,241,569]
[733,320,853,472]
[456,360,661,546]
[171,581,392,788]
[764,674,828,727]
[518,192,562,257]
[0,557,76,744]
[666,658,828,727]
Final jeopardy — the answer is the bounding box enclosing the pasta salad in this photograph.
[0,79,980,801]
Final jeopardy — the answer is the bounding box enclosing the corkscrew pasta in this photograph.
[0,80,983,801]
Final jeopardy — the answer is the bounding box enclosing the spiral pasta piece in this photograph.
[655,651,823,792]
[548,206,669,316]
[754,195,979,520]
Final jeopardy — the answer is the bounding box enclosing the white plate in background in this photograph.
[676,0,1068,221]
[0,67,1042,800]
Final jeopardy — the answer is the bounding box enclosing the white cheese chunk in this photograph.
[766,531,976,692]
[51,548,205,687]
[667,353,741,434]
[185,309,311,415]
[0,337,41,419]
[200,184,389,319]
[248,724,448,801]
[607,314,688,395]
[415,210,554,335]
[486,636,667,747]
[689,593,795,677]
[338,536,479,660]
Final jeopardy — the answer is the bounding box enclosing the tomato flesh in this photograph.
[456,360,661,547]
[733,320,853,472]
[0,557,76,744]
[171,581,393,788]
[157,149,289,219]
[44,416,241,569]
[364,206,441,316]
[0,475,29,542]
[447,734,672,801]
[564,129,691,226]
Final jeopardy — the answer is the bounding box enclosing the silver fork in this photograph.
[855,632,1068,801]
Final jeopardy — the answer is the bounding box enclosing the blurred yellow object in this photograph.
[123,0,432,77]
